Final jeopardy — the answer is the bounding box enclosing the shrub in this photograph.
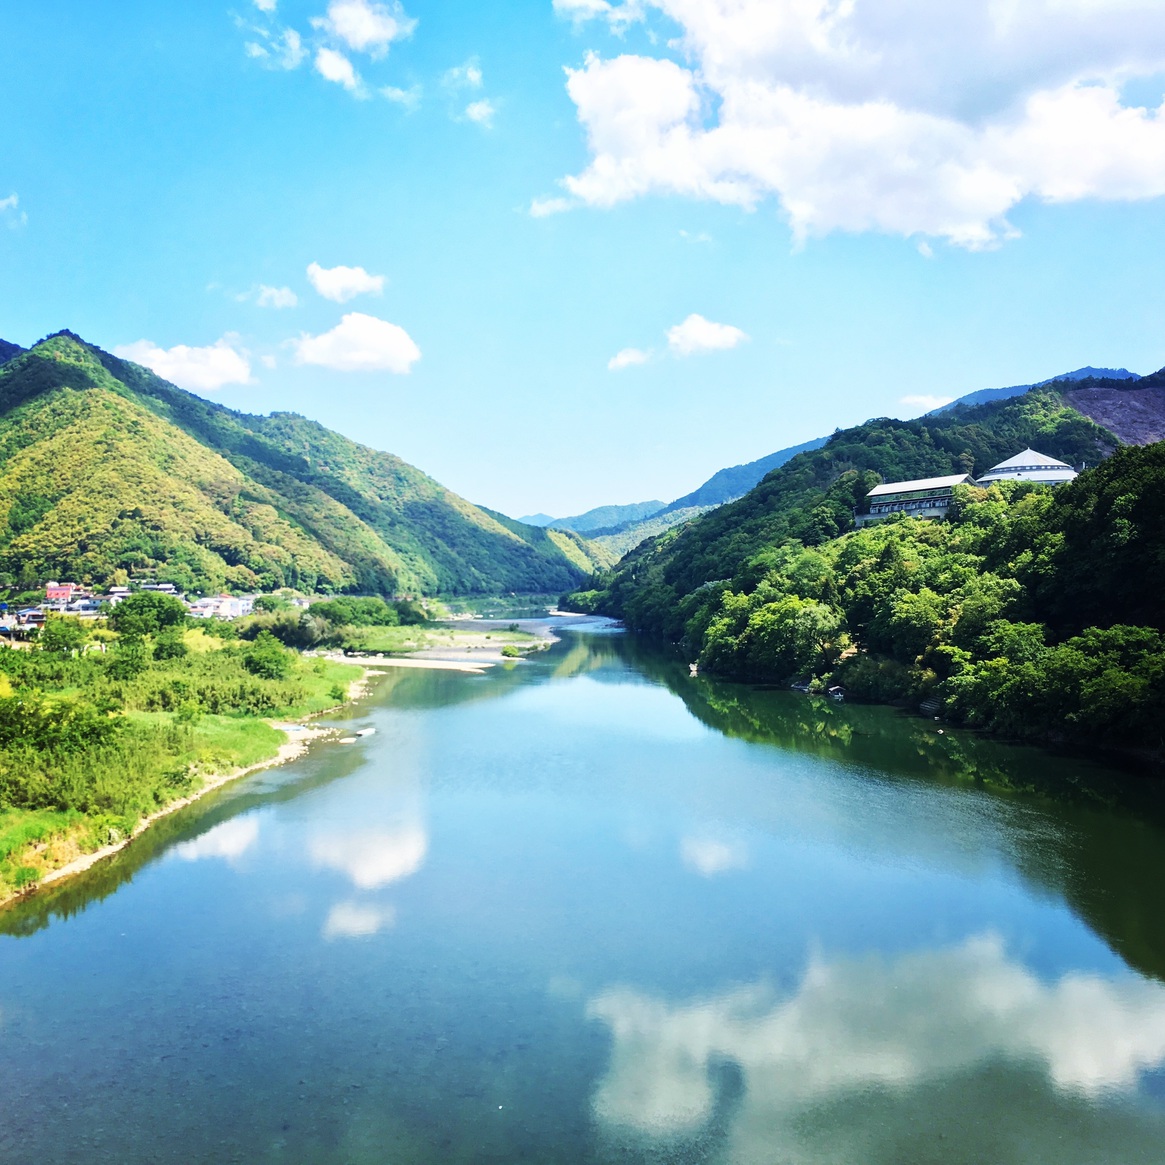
[243,631,292,680]
[108,592,188,637]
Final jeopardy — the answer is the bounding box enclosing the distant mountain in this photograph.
[548,500,666,534]
[0,340,24,366]
[532,437,831,558]
[930,367,1138,414]
[517,513,555,527]
[0,332,605,595]
[658,437,830,514]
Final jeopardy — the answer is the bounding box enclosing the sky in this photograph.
[3,0,1165,518]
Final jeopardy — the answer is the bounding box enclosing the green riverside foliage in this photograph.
[570,387,1119,642]
[669,456,1165,748]
[567,393,1162,750]
[0,630,360,895]
[0,332,605,596]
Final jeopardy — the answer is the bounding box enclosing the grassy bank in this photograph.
[0,622,361,902]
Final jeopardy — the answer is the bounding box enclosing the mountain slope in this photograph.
[0,332,603,595]
[567,386,1121,639]
[930,366,1138,414]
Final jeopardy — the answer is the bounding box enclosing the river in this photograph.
[2,620,1165,1163]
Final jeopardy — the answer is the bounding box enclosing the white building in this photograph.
[857,473,976,525]
[976,448,1078,487]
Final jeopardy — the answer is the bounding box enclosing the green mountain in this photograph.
[0,332,606,596]
[567,386,1122,639]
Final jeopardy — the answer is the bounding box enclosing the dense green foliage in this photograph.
[572,387,1118,641]
[0,628,359,893]
[567,392,1165,751]
[0,332,605,596]
[654,448,1165,747]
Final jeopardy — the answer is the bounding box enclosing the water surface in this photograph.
[3,623,1165,1163]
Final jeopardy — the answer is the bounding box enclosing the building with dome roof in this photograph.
[976,448,1078,487]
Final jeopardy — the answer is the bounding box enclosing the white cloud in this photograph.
[381,83,422,109]
[261,354,278,369]
[917,240,935,258]
[114,335,253,392]
[530,195,574,217]
[310,823,428,887]
[306,261,385,302]
[315,46,363,93]
[444,59,484,90]
[545,1,1165,248]
[0,193,27,228]
[176,818,259,862]
[679,835,748,876]
[553,0,644,31]
[253,0,278,11]
[323,900,397,938]
[293,312,421,373]
[465,98,496,126]
[242,24,305,70]
[666,313,747,356]
[589,935,1165,1158]
[313,0,416,58]
[256,284,298,309]
[901,393,955,412]
[608,346,652,370]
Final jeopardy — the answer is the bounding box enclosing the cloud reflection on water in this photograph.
[323,900,397,939]
[309,824,428,889]
[588,935,1165,1157]
[174,817,259,863]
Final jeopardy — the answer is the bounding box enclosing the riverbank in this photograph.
[0,638,369,909]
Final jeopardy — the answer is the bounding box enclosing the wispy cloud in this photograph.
[312,0,415,59]
[315,46,363,94]
[608,347,652,371]
[901,394,954,412]
[0,193,28,229]
[464,98,496,127]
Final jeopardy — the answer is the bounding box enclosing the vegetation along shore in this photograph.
[0,589,553,906]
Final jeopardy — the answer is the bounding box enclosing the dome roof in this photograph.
[983,448,1072,473]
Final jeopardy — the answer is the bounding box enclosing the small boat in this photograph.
[355,728,376,737]
[826,685,846,703]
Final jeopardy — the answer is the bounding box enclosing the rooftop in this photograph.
[982,448,1072,473]
[866,473,975,498]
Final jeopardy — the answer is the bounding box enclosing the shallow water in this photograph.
[3,622,1165,1164]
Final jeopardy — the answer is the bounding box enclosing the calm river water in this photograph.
[3,620,1165,1163]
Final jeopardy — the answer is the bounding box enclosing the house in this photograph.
[44,581,76,606]
[976,448,1078,487]
[856,473,976,525]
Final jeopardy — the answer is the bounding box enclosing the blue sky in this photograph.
[3,1,1165,517]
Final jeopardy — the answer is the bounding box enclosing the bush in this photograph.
[152,630,188,660]
[242,631,292,680]
[40,616,89,655]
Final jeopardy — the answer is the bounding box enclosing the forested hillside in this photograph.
[0,333,603,595]
[564,391,1165,751]
[572,387,1116,639]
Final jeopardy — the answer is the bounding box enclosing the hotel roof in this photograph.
[981,448,1072,473]
[866,473,976,498]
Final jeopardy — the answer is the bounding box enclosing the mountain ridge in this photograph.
[0,332,604,595]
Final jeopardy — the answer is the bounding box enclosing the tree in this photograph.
[109,592,188,637]
[40,616,89,655]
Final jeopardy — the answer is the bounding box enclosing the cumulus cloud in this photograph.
[465,98,496,126]
[176,818,260,863]
[608,346,652,370]
[307,261,385,302]
[293,313,420,372]
[543,0,1165,248]
[253,284,298,308]
[901,393,954,412]
[589,935,1165,1158]
[323,900,397,938]
[315,46,363,92]
[666,313,747,356]
[312,0,416,58]
[114,335,253,392]
[310,822,428,887]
